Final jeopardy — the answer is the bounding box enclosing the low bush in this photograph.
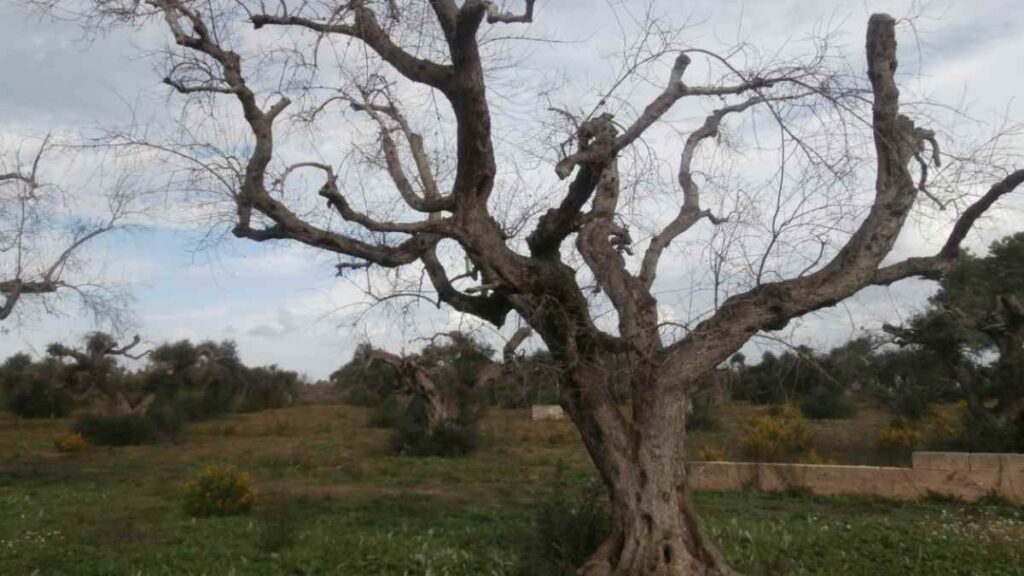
[367,396,404,428]
[74,414,161,446]
[53,433,87,454]
[740,404,813,462]
[182,465,256,517]
[799,386,854,420]
[73,404,184,446]
[515,469,611,576]
[389,418,480,457]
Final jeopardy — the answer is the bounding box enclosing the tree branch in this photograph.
[553,55,774,180]
[639,95,779,289]
[659,14,1023,384]
[250,8,453,89]
[484,0,535,24]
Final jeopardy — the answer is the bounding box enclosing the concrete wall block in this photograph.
[1000,453,1024,474]
[688,454,1023,503]
[913,452,970,471]
[969,453,1004,472]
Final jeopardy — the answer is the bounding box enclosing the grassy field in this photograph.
[2,403,1023,575]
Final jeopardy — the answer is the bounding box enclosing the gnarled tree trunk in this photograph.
[366,348,454,432]
[560,362,734,576]
[410,366,455,432]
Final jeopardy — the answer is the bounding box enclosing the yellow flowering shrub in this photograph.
[54,433,87,454]
[740,404,813,462]
[182,465,256,517]
[877,418,925,450]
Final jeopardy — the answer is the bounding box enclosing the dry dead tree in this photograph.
[35,1,1024,573]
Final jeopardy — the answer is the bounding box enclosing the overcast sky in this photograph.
[1,0,1022,379]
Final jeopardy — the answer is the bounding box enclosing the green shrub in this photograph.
[74,414,160,446]
[515,469,611,576]
[182,465,256,517]
[367,396,404,428]
[389,418,480,457]
[799,386,854,420]
[73,406,184,446]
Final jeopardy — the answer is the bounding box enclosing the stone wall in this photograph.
[688,452,1024,503]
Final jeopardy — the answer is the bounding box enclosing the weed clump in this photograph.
[389,418,479,457]
[74,414,161,446]
[182,464,256,517]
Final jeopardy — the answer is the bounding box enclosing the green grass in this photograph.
[1,405,1022,575]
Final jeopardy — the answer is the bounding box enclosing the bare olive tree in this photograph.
[0,135,136,325]
[47,332,155,415]
[360,337,459,431]
[35,1,1024,573]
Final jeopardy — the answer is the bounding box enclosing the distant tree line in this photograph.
[0,333,300,444]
